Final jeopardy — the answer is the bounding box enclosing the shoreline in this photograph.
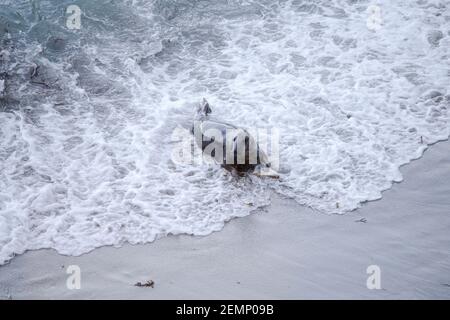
[1,139,450,299]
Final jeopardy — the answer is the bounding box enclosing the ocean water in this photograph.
[0,0,449,264]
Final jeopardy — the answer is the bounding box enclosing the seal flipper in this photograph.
[201,98,212,116]
[252,165,280,179]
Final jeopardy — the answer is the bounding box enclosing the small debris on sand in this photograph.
[134,280,155,288]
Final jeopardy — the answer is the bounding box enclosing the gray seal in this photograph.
[192,99,278,178]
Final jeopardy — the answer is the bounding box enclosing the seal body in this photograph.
[192,99,278,178]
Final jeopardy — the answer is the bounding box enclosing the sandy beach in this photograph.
[0,139,449,300]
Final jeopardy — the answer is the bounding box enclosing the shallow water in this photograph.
[0,0,449,264]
